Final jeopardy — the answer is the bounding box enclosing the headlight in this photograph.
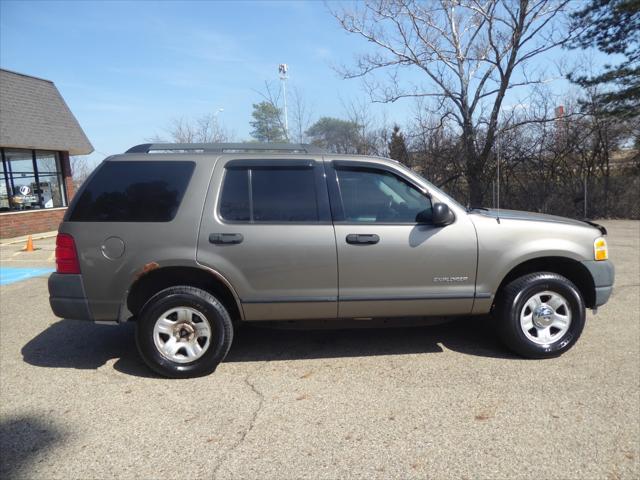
[594,237,608,261]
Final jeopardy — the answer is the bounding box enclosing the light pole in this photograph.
[495,107,505,213]
[496,128,500,211]
[278,64,289,141]
[212,108,224,143]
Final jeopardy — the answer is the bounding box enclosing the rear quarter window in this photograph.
[69,161,195,222]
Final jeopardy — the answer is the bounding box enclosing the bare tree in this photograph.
[332,0,573,205]
[342,97,390,155]
[466,86,639,218]
[408,100,466,196]
[152,113,232,143]
[70,156,93,190]
[289,86,314,144]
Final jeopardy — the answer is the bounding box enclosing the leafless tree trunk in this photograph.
[332,0,573,205]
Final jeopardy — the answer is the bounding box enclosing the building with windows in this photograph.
[0,68,93,239]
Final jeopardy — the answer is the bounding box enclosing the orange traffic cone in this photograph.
[23,235,35,252]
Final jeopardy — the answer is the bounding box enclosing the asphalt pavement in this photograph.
[0,221,638,479]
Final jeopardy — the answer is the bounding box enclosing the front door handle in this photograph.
[209,233,244,245]
[346,234,379,245]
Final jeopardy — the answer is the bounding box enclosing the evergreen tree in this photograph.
[568,0,640,117]
[250,102,287,142]
[388,125,410,166]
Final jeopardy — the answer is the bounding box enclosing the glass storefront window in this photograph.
[0,148,67,212]
[35,151,66,208]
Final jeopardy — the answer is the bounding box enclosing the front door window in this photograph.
[336,167,432,223]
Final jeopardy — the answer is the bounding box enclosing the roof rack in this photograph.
[125,143,326,154]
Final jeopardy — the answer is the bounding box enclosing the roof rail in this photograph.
[125,143,326,154]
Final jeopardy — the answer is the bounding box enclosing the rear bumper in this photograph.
[581,260,615,307]
[48,273,93,321]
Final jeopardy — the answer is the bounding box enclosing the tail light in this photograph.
[55,233,81,274]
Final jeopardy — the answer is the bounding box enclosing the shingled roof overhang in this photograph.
[0,69,93,156]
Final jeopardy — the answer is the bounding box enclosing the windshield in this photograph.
[393,162,465,210]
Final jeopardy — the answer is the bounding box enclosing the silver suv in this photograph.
[48,143,614,378]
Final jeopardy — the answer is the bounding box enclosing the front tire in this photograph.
[495,272,586,359]
[135,286,234,378]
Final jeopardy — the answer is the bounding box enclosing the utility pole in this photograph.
[278,63,289,141]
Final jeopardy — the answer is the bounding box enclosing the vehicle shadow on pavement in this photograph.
[226,317,516,362]
[22,317,517,377]
[21,321,156,378]
[0,415,66,479]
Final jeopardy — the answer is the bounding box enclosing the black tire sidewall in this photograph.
[502,274,585,358]
[136,288,232,378]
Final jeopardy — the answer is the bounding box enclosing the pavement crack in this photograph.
[211,373,265,480]
[238,374,265,446]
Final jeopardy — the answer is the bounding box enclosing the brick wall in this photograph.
[0,150,76,239]
[0,208,67,239]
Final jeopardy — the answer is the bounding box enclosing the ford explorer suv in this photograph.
[48,143,615,378]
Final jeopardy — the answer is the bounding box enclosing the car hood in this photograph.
[470,208,607,234]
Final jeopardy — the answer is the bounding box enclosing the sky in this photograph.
[0,0,600,166]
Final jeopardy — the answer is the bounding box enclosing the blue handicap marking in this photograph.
[0,267,54,286]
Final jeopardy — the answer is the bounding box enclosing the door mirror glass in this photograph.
[431,203,454,226]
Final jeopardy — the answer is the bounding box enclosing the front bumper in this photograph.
[581,260,615,307]
[48,273,94,321]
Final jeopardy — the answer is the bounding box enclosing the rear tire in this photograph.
[495,272,585,359]
[135,286,233,378]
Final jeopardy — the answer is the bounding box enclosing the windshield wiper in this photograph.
[467,206,490,212]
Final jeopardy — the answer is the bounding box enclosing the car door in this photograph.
[327,160,478,319]
[197,157,338,321]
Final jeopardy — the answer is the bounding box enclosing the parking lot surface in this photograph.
[1,221,638,479]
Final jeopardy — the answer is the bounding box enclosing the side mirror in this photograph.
[415,208,432,224]
[431,203,454,226]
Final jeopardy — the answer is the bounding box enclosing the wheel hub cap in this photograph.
[519,290,572,346]
[177,323,195,341]
[532,305,554,328]
[152,307,212,363]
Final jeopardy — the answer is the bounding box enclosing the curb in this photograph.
[0,231,58,246]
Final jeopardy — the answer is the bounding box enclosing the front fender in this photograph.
[471,215,598,313]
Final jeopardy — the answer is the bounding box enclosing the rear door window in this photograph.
[69,161,194,222]
[219,164,319,223]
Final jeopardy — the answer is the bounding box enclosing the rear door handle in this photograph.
[346,234,379,245]
[209,233,244,245]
